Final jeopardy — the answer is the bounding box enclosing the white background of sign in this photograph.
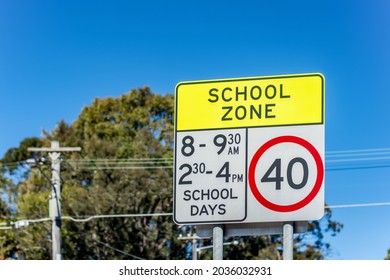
[174,124,324,224]
[246,124,324,222]
[174,129,247,224]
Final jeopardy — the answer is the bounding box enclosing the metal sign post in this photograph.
[213,225,224,260]
[283,222,294,260]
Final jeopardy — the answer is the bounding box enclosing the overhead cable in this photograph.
[1,201,389,230]
[3,147,390,171]
[325,202,390,209]
[93,238,146,260]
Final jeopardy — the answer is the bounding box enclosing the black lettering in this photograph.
[201,189,210,200]
[250,104,262,119]
[218,204,226,215]
[208,204,217,215]
[211,189,219,200]
[183,190,191,201]
[235,86,247,101]
[222,106,233,121]
[192,190,200,200]
[220,189,229,199]
[222,87,232,102]
[208,88,219,103]
[191,205,199,216]
[265,85,277,99]
[265,104,276,118]
[287,157,308,189]
[280,84,290,98]
[191,204,227,216]
[235,105,246,120]
[199,205,208,215]
[228,146,239,155]
[230,188,238,199]
[250,85,262,100]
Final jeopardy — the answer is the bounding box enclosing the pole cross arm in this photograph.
[28,147,81,152]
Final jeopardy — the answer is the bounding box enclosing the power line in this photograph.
[326,202,390,209]
[326,156,390,163]
[0,226,12,230]
[16,217,51,224]
[61,212,172,223]
[1,212,173,229]
[326,164,390,171]
[64,157,173,171]
[93,238,146,260]
[3,147,390,171]
[2,148,390,162]
[73,166,173,170]
[67,158,173,162]
[326,147,390,155]
[1,201,389,230]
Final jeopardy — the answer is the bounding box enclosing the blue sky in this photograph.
[1,0,390,259]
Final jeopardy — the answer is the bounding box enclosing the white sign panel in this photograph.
[246,125,324,222]
[174,129,247,224]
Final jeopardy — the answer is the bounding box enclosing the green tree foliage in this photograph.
[0,168,22,259]
[1,87,341,260]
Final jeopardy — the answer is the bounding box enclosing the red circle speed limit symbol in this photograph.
[248,135,324,212]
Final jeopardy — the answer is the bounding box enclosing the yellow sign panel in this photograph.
[175,73,324,131]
